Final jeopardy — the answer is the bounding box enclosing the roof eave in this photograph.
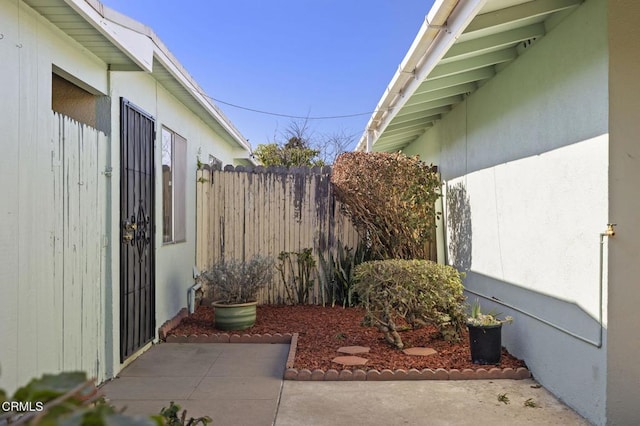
[63,0,154,72]
[42,0,252,153]
[83,0,252,152]
[356,0,488,152]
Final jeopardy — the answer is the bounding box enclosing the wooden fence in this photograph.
[196,165,360,304]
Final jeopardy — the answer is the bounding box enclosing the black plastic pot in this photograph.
[467,323,502,365]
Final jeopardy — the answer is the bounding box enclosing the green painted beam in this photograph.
[379,138,424,152]
[463,0,582,37]
[415,68,495,95]
[383,123,433,138]
[378,132,420,145]
[429,49,517,80]
[391,106,452,125]
[405,82,476,107]
[386,111,446,131]
[381,130,425,142]
[443,23,545,63]
[375,136,419,152]
[396,95,463,117]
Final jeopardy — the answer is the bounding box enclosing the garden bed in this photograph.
[167,305,527,373]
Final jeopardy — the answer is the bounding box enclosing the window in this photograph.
[162,127,187,243]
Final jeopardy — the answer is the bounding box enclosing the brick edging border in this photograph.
[165,333,294,344]
[164,331,530,381]
[158,308,188,340]
[283,366,531,381]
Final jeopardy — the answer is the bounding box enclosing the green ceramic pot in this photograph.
[212,300,257,331]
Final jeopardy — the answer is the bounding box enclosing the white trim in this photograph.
[61,0,251,152]
[356,0,488,151]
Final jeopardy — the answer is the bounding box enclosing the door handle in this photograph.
[122,219,137,244]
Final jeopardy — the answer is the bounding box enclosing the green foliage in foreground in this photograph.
[353,259,466,349]
[0,372,211,425]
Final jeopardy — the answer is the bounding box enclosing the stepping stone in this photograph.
[403,347,437,356]
[337,346,370,354]
[332,356,368,366]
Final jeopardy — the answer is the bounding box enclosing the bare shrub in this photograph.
[332,152,441,260]
[199,255,274,304]
[353,259,466,349]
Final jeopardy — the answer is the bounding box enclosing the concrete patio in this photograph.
[100,342,588,425]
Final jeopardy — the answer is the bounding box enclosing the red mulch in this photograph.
[169,305,526,371]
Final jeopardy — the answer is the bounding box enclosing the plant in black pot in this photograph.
[198,255,274,331]
[466,299,513,365]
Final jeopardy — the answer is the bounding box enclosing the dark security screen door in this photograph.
[120,98,156,361]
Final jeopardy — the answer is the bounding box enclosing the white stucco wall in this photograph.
[404,0,608,423]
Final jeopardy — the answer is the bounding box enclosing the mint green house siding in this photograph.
[0,0,251,394]
[405,2,608,422]
[361,0,640,423]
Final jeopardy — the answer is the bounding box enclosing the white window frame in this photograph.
[161,127,187,244]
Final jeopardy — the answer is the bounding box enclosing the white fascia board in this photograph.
[356,0,453,151]
[66,0,251,152]
[64,0,154,72]
[356,0,488,152]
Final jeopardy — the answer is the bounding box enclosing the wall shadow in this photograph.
[464,270,603,346]
[446,181,472,272]
[444,180,602,345]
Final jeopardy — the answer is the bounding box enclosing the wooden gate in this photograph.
[50,112,108,383]
[119,98,155,361]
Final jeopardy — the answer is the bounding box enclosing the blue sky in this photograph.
[100,1,433,151]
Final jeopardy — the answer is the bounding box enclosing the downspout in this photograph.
[188,266,202,314]
[103,64,115,379]
[594,224,615,347]
[188,283,202,314]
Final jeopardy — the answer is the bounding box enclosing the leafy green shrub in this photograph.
[353,259,466,349]
[332,152,441,260]
[254,137,323,168]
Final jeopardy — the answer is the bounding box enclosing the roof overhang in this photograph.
[357,0,583,153]
[23,0,253,154]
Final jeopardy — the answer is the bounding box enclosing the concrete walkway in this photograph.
[100,343,588,425]
[101,343,287,425]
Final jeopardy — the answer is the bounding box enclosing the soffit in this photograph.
[373,0,583,152]
[24,0,252,153]
[23,0,142,70]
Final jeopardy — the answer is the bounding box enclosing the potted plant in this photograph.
[198,255,274,331]
[466,299,513,365]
